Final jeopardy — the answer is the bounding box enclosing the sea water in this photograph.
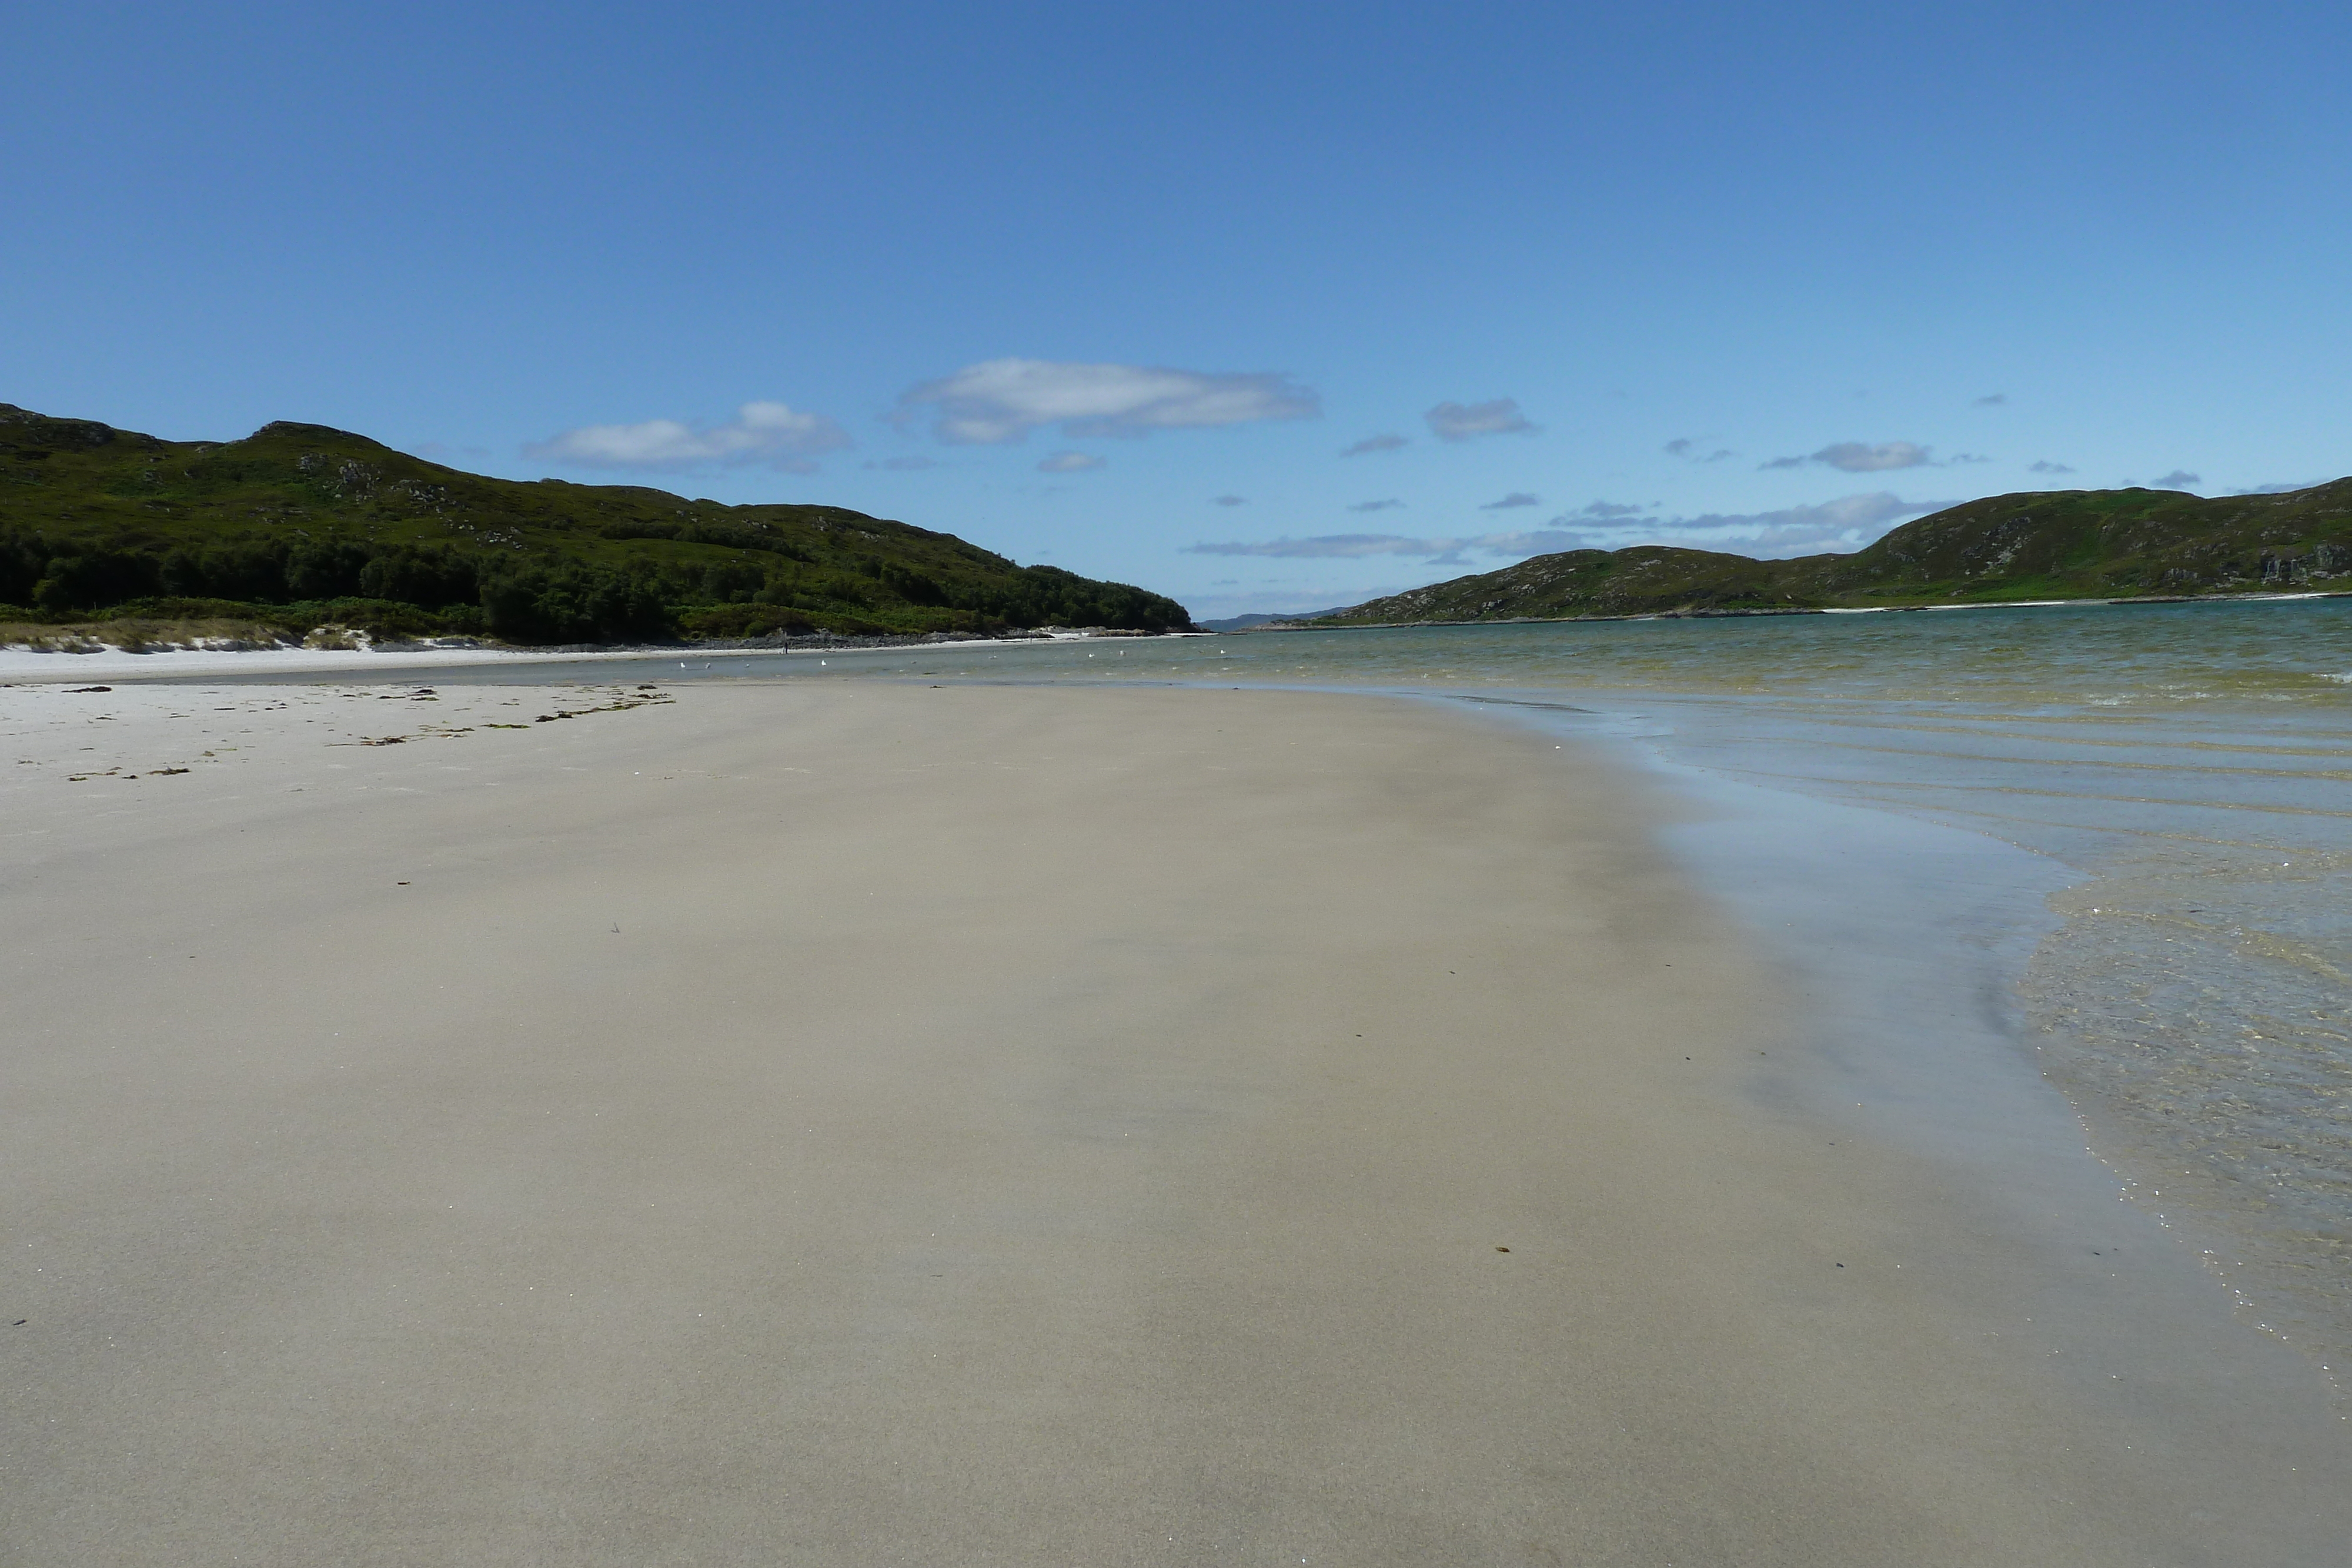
[326,595,2352,1370]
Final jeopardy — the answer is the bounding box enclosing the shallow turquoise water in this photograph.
[684,593,2352,707]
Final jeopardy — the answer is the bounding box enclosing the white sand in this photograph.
[2,680,2346,1564]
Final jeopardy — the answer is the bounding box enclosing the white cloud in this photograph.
[1569,500,1651,519]
[1480,492,1541,510]
[896,357,1318,444]
[1425,398,1538,441]
[1187,493,1949,565]
[2027,460,2076,475]
[866,455,940,472]
[1341,433,1409,456]
[2149,469,2202,490]
[1037,451,1104,473]
[1348,498,1405,512]
[1947,452,1993,464]
[526,401,851,472]
[1212,494,1247,506]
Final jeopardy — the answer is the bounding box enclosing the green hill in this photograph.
[0,404,1192,643]
[1315,482,2352,626]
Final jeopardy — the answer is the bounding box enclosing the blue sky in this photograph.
[9,1,2347,618]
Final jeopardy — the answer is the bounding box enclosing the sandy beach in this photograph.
[4,678,2347,1565]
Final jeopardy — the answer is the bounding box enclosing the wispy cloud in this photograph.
[1212,494,1247,506]
[527,401,851,472]
[2027,460,2076,476]
[1974,393,2009,407]
[1664,437,1736,463]
[1480,492,1541,510]
[1187,493,1949,566]
[1762,440,1935,473]
[1584,493,1949,556]
[1185,532,1570,560]
[1348,498,1405,512]
[2149,470,2202,490]
[896,358,1318,444]
[1341,433,1408,456]
[2228,480,2318,496]
[1947,452,1993,464]
[865,455,940,472]
[1812,441,1933,472]
[1425,398,1538,442]
[1037,451,1104,473]
[1303,496,1944,562]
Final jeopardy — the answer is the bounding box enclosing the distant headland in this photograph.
[1274,479,2351,628]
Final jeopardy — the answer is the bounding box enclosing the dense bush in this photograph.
[0,531,49,604]
[158,542,287,600]
[31,547,163,610]
[357,546,480,607]
[478,563,673,643]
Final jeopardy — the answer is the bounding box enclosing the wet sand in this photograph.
[3,680,2346,1565]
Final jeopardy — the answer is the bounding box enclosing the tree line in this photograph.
[0,529,1191,643]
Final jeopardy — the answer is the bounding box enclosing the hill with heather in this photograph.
[0,404,1191,643]
[1312,481,2352,626]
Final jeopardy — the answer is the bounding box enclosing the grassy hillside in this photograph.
[0,404,1191,643]
[1316,481,2352,626]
